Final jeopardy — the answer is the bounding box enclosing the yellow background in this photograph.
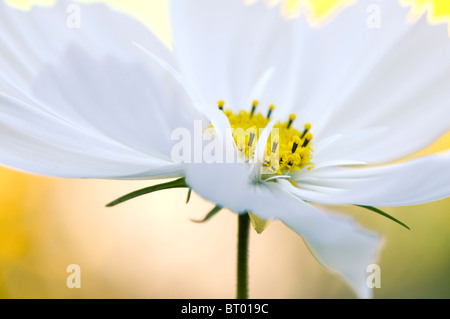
[0,0,449,298]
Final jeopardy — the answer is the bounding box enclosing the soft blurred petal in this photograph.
[169,0,304,113]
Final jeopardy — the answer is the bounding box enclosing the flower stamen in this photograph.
[250,100,259,118]
[302,132,313,147]
[215,100,314,175]
[287,113,296,129]
[218,100,225,111]
[267,104,275,119]
[300,123,311,139]
[291,135,301,153]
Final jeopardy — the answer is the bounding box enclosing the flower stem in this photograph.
[236,212,250,299]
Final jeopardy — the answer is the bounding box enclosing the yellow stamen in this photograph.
[302,131,313,147]
[301,123,311,139]
[267,104,275,119]
[250,100,259,117]
[291,135,301,153]
[218,100,225,110]
[214,102,314,174]
[287,113,296,128]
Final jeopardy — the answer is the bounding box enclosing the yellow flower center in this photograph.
[218,100,314,175]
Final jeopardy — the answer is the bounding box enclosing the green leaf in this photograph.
[191,205,222,223]
[356,205,410,230]
[106,178,188,207]
[186,188,192,204]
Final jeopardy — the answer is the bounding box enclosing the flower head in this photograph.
[0,0,449,298]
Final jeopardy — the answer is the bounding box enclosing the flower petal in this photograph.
[0,92,177,178]
[277,201,380,299]
[169,0,302,111]
[0,1,206,178]
[290,152,450,206]
[186,162,252,214]
[33,47,205,160]
[286,0,450,163]
[243,183,380,299]
[185,162,380,298]
[0,0,175,84]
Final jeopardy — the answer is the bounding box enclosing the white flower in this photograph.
[0,0,449,298]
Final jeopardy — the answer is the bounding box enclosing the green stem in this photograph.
[236,212,250,299]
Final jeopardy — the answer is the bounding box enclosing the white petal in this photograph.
[33,47,205,160]
[186,162,380,298]
[171,0,449,163]
[287,0,450,163]
[170,0,302,111]
[311,128,388,163]
[276,201,381,299]
[0,93,177,178]
[0,1,204,178]
[185,162,252,214]
[0,0,175,85]
[311,160,367,170]
[290,152,450,206]
[246,184,380,300]
[0,0,199,159]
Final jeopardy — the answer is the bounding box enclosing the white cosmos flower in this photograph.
[1,0,449,299]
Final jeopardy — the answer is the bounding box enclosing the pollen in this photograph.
[219,100,314,175]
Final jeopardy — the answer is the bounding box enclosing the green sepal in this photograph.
[186,188,192,204]
[191,205,222,223]
[248,212,270,234]
[355,205,410,230]
[106,178,188,207]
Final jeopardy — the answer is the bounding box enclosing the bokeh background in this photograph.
[0,0,449,298]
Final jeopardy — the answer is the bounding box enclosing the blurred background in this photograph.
[0,0,449,298]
